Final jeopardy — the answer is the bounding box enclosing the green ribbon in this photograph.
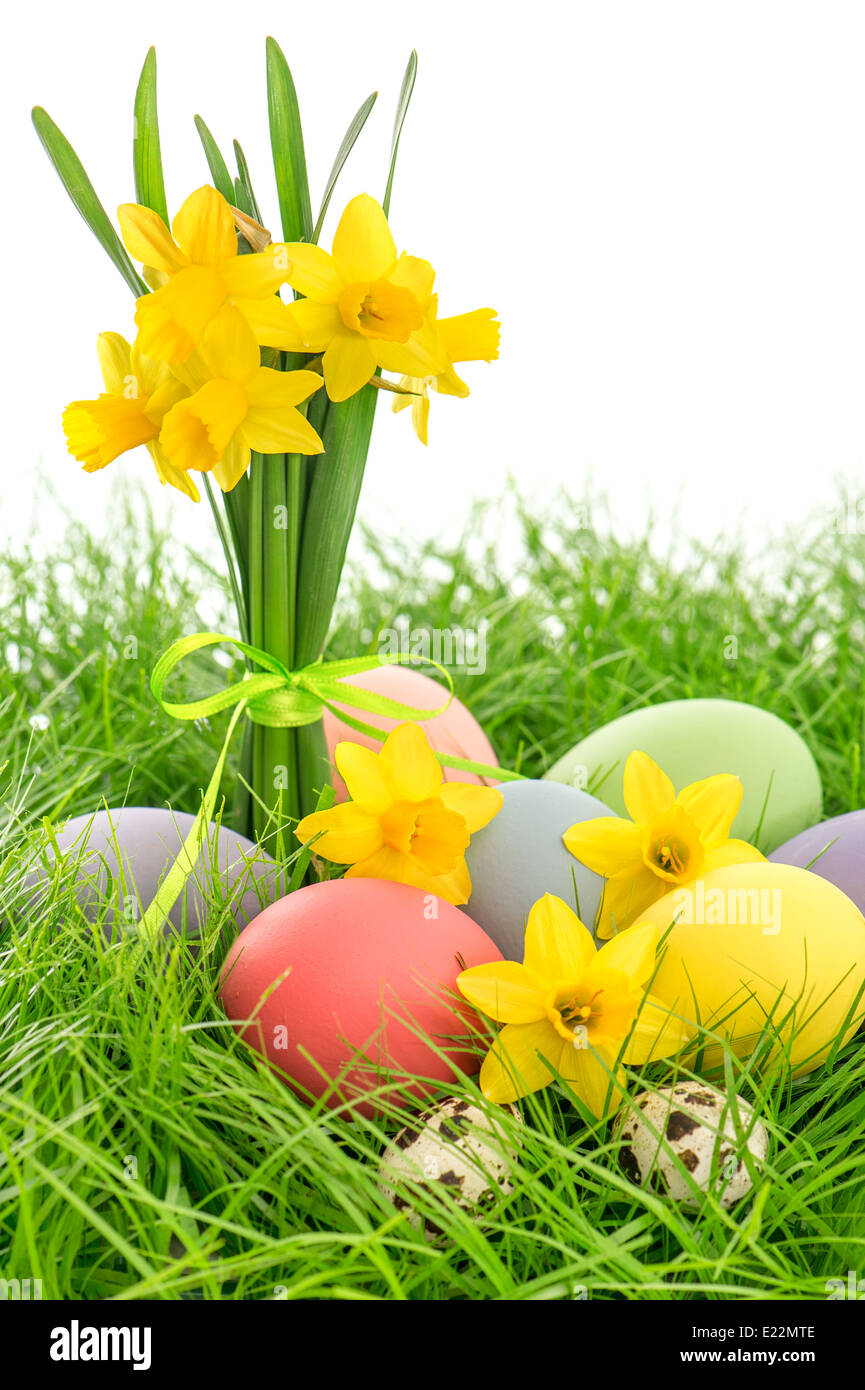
[149,630,522,781]
[136,632,522,950]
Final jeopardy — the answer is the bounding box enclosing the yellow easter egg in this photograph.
[637,862,865,1075]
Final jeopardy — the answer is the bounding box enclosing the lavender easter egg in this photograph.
[28,807,280,944]
[769,810,865,916]
[219,878,502,1116]
[463,779,614,959]
[322,665,498,802]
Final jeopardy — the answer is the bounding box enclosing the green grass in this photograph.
[1,482,864,1300]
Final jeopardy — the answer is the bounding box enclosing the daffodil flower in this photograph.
[564,751,766,939]
[458,893,689,1113]
[296,722,503,905]
[280,194,439,403]
[158,307,323,493]
[63,332,198,500]
[118,186,299,363]
[385,298,500,444]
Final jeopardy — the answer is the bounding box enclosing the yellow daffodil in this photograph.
[458,893,689,1113]
[159,306,323,492]
[63,332,198,500]
[280,193,440,403]
[296,722,502,905]
[564,751,766,939]
[118,185,300,363]
[389,298,500,444]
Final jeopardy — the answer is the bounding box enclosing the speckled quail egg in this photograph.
[377,1096,521,1233]
[612,1083,769,1209]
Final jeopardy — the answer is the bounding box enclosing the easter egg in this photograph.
[544,698,821,852]
[322,665,498,802]
[377,1096,521,1235]
[613,1083,768,1209]
[640,862,865,1074]
[26,807,279,945]
[462,779,613,958]
[218,878,502,1116]
[769,810,865,916]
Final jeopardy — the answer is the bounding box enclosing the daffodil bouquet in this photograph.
[35,42,499,840]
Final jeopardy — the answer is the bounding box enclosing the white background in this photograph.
[2,0,864,559]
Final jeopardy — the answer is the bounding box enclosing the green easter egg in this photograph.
[544,698,821,853]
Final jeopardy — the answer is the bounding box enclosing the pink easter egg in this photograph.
[218,877,502,1116]
[322,665,499,802]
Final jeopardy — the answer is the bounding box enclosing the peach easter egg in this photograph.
[322,665,498,802]
[218,878,502,1115]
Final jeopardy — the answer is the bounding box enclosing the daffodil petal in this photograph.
[295,802,383,863]
[457,961,547,1024]
[96,332,133,394]
[702,839,767,871]
[211,436,251,493]
[388,253,436,304]
[343,844,469,904]
[234,297,305,352]
[621,993,692,1064]
[523,893,596,981]
[199,306,260,381]
[134,267,228,364]
[379,723,443,802]
[436,783,503,833]
[479,1021,561,1103]
[284,298,343,351]
[596,919,659,987]
[322,332,377,402]
[557,1043,626,1117]
[146,441,200,501]
[332,193,397,283]
[563,817,642,876]
[221,246,293,298]
[240,408,323,456]
[245,368,323,410]
[171,185,237,266]
[623,750,676,822]
[595,866,664,939]
[334,742,395,813]
[438,308,501,363]
[282,244,343,301]
[118,203,187,274]
[676,774,744,845]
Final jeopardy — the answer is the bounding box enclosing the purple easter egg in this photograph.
[768,810,865,915]
[26,807,281,945]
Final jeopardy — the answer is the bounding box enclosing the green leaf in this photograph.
[233,139,262,224]
[383,50,418,217]
[312,91,377,244]
[193,116,235,203]
[32,107,146,298]
[265,36,313,242]
[295,385,378,665]
[132,47,168,223]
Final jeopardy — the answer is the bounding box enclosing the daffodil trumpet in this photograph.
[38,42,502,838]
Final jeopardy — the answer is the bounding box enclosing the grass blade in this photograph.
[383,50,418,217]
[193,116,235,203]
[32,107,146,298]
[233,139,263,224]
[312,91,377,244]
[265,36,313,242]
[132,47,168,224]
